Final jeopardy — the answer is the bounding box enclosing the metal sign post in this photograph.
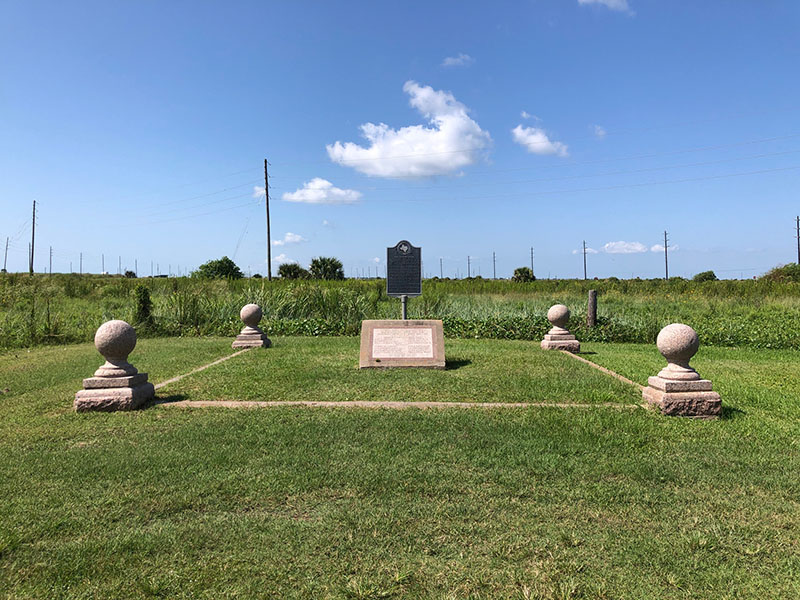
[386,240,422,320]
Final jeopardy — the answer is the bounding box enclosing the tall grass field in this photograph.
[1,273,799,350]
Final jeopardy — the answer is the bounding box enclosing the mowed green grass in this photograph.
[0,338,799,599]
[160,337,640,405]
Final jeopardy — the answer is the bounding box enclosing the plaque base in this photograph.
[359,319,445,369]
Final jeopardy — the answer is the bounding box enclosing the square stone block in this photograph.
[541,339,580,353]
[647,376,713,393]
[360,319,445,369]
[642,387,721,419]
[232,333,271,349]
[74,382,155,412]
[82,373,149,389]
[543,333,577,341]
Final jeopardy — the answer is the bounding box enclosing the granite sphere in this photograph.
[94,320,137,361]
[240,303,263,327]
[656,323,699,365]
[547,304,571,328]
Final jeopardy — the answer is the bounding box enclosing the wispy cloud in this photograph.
[327,81,491,178]
[272,232,306,247]
[578,0,631,13]
[512,124,568,157]
[572,247,599,255]
[593,124,607,139]
[272,253,297,264]
[603,241,647,254]
[442,53,474,67]
[651,243,679,252]
[282,178,361,204]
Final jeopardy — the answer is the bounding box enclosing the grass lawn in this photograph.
[158,337,640,405]
[1,337,799,599]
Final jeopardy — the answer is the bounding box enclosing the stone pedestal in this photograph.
[540,304,580,353]
[232,303,271,349]
[642,323,721,419]
[74,320,154,412]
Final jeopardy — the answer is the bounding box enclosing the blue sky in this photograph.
[2,0,799,279]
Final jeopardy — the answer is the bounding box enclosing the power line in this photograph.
[346,147,800,192]
[381,163,800,205]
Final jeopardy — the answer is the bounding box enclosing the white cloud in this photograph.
[272,232,306,247]
[593,124,606,139]
[603,241,648,254]
[651,244,679,252]
[578,0,631,12]
[372,257,380,263]
[282,178,362,204]
[272,253,297,264]
[322,219,331,227]
[572,247,599,255]
[521,110,531,120]
[511,125,568,157]
[326,81,492,178]
[442,53,474,67]
[253,185,265,198]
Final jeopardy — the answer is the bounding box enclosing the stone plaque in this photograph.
[387,240,421,297]
[360,319,445,369]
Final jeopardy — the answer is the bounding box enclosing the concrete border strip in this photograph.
[154,348,252,391]
[560,350,645,391]
[154,399,640,410]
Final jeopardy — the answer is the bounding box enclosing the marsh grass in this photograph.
[1,274,799,350]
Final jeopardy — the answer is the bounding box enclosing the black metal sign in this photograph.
[386,240,421,297]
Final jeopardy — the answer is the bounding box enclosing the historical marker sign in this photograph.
[387,240,421,297]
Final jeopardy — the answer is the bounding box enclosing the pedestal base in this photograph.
[75,382,154,412]
[642,376,721,419]
[232,333,271,349]
[540,333,580,353]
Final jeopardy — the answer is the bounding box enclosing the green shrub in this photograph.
[761,263,800,282]
[693,270,718,282]
[512,267,535,282]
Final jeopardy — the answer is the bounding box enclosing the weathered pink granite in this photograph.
[540,304,580,353]
[359,319,445,369]
[232,304,271,349]
[75,320,154,412]
[642,323,721,419]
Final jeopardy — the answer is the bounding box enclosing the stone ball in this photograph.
[240,303,263,327]
[94,320,137,360]
[547,304,571,327]
[656,323,699,364]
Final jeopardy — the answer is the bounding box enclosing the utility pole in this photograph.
[582,241,588,280]
[79,252,82,275]
[664,230,669,280]
[796,216,799,265]
[493,251,496,279]
[467,256,471,278]
[49,246,52,275]
[264,159,272,281]
[118,256,121,275]
[151,261,153,277]
[29,200,36,275]
[530,246,535,279]
[102,254,104,274]
[2,237,8,272]
[135,259,138,277]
